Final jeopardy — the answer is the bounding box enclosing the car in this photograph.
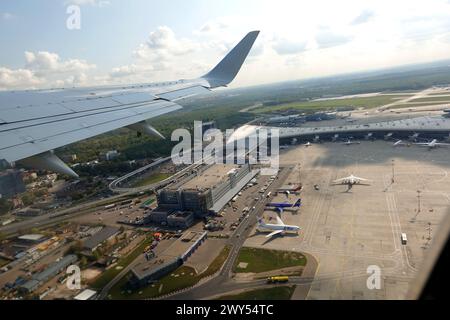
[314,185,320,191]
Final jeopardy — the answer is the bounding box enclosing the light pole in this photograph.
[417,190,422,214]
[391,159,395,184]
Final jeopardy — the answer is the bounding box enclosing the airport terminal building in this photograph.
[155,164,257,218]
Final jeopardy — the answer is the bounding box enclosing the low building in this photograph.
[15,208,44,217]
[82,226,120,252]
[74,289,97,300]
[0,170,25,199]
[167,212,195,229]
[17,234,46,243]
[104,150,119,161]
[19,255,78,294]
[130,231,207,287]
[147,210,171,225]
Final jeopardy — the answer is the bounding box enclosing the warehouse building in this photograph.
[130,231,207,287]
[82,226,120,252]
[156,164,257,217]
[19,254,78,294]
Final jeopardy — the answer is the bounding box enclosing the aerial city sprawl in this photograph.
[1,1,450,302]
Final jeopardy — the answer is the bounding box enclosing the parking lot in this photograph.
[244,141,450,299]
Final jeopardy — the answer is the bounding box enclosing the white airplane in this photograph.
[364,133,374,140]
[393,140,408,147]
[257,217,300,238]
[414,139,450,150]
[384,133,394,140]
[332,134,340,142]
[0,31,260,177]
[342,139,361,146]
[304,142,312,147]
[313,135,320,143]
[332,174,371,192]
[409,133,420,141]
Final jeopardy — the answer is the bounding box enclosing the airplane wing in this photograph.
[0,31,260,177]
[354,176,370,182]
[332,178,347,184]
[266,230,284,238]
[436,143,450,147]
[275,215,285,226]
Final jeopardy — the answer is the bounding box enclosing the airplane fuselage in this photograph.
[258,223,300,233]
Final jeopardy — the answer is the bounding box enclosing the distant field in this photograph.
[252,95,408,114]
[409,96,450,103]
[387,102,449,109]
[234,247,306,274]
[131,173,172,188]
[217,286,296,300]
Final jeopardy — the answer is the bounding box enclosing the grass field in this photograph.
[108,245,231,299]
[387,102,449,109]
[409,96,450,103]
[132,173,172,188]
[90,236,153,290]
[217,286,296,300]
[252,96,407,114]
[234,247,306,274]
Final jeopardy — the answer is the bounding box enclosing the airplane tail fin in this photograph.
[294,199,302,207]
[202,31,260,88]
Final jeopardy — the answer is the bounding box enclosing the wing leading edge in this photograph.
[0,31,260,177]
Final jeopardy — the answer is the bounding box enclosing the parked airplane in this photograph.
[342,139,361,146]
[364,133,374,140]
[332,175,371,192]
[409,133,420,141]
[332,134,340,142]
[257,217,301,238]
[0,31,260,177]
[313,135,321,143]
[384,133,394,140]
[414,139,450,150]
[393,140,408,147]
[304,142,312,147]
[266,199,302,213]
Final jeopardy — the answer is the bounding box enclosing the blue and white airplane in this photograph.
[257,217,301,238]
[266,199,302,213]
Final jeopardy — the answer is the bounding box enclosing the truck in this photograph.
[401,233,408,245]
[267,276,289,284]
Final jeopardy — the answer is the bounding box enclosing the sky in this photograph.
[1,0,450,90]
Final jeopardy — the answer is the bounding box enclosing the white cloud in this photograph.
[0,68,42,89]
[65,0,110,7]
[272,38,308,55]
[0,51,95,90]
[24,51,95,75]
[351,9,375,25]
[315,27,354,49]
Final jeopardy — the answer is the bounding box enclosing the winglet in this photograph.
[203,31,260,88]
